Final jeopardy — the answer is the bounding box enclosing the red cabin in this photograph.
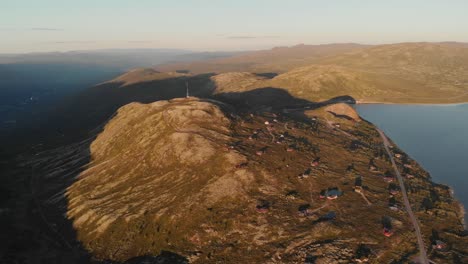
[383,228,393,237]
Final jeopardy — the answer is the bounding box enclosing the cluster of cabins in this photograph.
[246,114,426,242]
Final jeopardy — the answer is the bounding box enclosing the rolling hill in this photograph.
[12,97,466,263]
[156,43,369,74]
[155,42,468,104]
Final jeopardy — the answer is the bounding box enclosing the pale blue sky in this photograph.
[1,0,468,53]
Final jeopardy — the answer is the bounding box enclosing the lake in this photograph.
[355,103,468,226]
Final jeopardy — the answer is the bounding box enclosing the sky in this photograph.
[1,0,468,53]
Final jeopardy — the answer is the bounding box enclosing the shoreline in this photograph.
[355,105,468,229]
[450,187,468,230]
[355,100,468,106]
[459,200,467,230]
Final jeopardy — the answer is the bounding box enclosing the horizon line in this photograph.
[1,40,467,56]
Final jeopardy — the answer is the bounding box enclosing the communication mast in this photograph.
[185,81,189,98]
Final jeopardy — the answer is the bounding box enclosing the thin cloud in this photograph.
[52,41,95,44]
[31,27,63,31]
[128,41,153,43]
[227,35,280,39]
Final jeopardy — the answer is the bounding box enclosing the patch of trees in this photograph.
[355,244,371,260]
[421,197,434,211]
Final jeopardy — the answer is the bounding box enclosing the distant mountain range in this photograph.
[157,42,468,104]
[156,43,369,73]
[0,49,242,146]
[0,48,242,69]
[4,42,468,152]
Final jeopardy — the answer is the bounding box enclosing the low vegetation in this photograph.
[59,98,467,263]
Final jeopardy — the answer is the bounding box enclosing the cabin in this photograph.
[311,157,320,167]
[354,186,363,193]
[394,153,402,159]
[326,188,343,200]
[319,189,327,199]
[432,240,447,250]
[354,176,363,193]
[383,175,394,183]
[276,135,285,144]
[235,162,248,169]
[298,204,311,216]
[354,176,363,187]
[301,168,312,178]
[383,227,394,237]
[369,165,378,172]
[382,216,393,237]
[256,200,270,213]
[264,121,270,125]
[285,190,299,200]
[354,244,371,263]
[405,174,415,179]
[256,147,268,156]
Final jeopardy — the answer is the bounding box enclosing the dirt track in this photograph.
[377,129,429,264]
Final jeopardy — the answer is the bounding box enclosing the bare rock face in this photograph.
[324,103,361,121]
[66,98,253,260]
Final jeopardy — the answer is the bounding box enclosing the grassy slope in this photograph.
[158,42,468,104]
[59,98,466,263]
[156,43,369,74]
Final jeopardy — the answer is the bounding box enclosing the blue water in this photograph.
[355,104,468,225]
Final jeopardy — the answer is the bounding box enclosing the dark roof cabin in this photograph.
[326,188,343,200]
[311,157,320,167]
[256,200,270,213]
[298,204,311,216]
[299,168,312,179]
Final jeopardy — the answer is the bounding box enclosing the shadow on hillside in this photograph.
[1,73,356,263]
[4,72,356,151]
[118,252,189,264]
[255,72,278,78]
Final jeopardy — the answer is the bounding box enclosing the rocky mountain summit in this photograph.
[59,98,467,263]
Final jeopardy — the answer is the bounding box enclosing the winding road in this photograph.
[377,129,429,264]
